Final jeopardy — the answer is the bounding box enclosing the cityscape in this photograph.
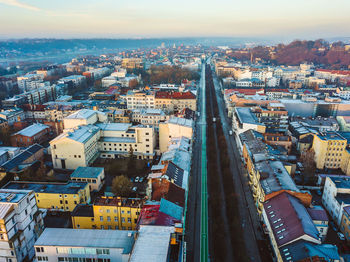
[1,1,350,262]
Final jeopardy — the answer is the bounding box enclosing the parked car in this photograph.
[130,177,134,182]
[229,130,233,135]
[338,232,346,241]
[139,177,144,183]
[132,187,137,192]
[316,189,322,196]
[135,177,139,183]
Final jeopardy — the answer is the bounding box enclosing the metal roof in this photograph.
[71,167,104,179]
[129,225,174,262]
[35,228,135,253]
[14,123,49,137]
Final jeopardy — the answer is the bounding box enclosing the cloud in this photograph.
[0,0,40,11]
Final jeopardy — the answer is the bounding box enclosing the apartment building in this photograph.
[3,181,90,212]
[154,91,196,113]
[311,132,347,170]
[126,91,155,110]
[121,58,143,69]
[131,108,168,129]
[97,123,155,160]
[58,75,86,87]
[0,189,44,262]
[34,228,136,262]
[0,109,25,126]
[159,117,193,153]
[63,109,107,130]
[17,74,44,92]
[322,176,350,226]
[71,197,143,230]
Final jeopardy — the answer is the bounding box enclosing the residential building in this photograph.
[131,108,168,129]
[322,176,350,226]
[0,189,44,262]
[3,181,90,212]
[0,109,25,126]
[10,123,50,147]
[17,73,44,92]
[311,132,347,170]
[340,206,350,241]
[306,206,329,241]
[121,58,143,69]
[154,91,196,113]
[34,228,136,262]
[126,91,155,110]
[262,192,321,262]
[159,117,193,153]
[71,197,143,230]
[232,107,266,137]
[58,75,86,87]
[0,147,20,166]
[70,167,105,192]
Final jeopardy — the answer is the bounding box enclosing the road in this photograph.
[185,62,208,262]
[210,67,268,262]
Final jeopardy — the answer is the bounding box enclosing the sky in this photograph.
[0,0,349,39]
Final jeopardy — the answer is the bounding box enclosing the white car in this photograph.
[135,177,139,183]
[132,187,137,192]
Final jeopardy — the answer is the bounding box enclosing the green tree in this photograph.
[111,175,132,197]
[300,149,317,185]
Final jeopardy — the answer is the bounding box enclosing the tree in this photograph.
[128,79,138,89]
[300,149,317,185]
[111,175,132,197]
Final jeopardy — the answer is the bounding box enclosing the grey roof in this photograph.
[14,123,49,137]
[71,167,104,179]
[129,225,174,262]
[101,137,136,143]
[235,107,260,125]
[96,123,131,132]
[1,144,43,171]
[168,117,193,128]
[3,181,88,194]
[65,109,97,119]
[329,176,350,189]
[52,125,100,144]
[35,228,135,254]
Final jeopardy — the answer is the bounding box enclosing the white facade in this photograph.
[126,91,155,110]
[34,228,135,262]
[131,109,168,129]
[0,189,44,262]
[0,109,25,125]
[63,109,107,130]
[322,176,350,226]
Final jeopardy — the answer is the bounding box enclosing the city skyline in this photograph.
[0,0,349,39]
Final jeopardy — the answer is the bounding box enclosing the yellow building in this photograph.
[72,196,143,230]
[311,132,347,170]
[3,181,90,211]
[340,206,350,241]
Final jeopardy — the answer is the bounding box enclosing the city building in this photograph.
[70,167,105,192]
[50,125,101,170]
[10,123,50,147]
[34,228,136,262]
[131,108,168,129]
[159,117,193,153]
[0,189,44,262]
[3,181,90,212]
[71,197,143,230]
[311,132,347,170]
[126,91,155,110]
[63,109,107,130]
[154,91,196,113]
[340,206,350,241]
[0,109,25,126]
[322,176,350,226]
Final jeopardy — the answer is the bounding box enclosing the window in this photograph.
[128,218,131,223]
[106,209,110,213]
[107,216,111,222]
[114,216,118,222]
[100,216,103,221]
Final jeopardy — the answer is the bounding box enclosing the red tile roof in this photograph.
[317,69,350,76]
[151,178,185,207]
[155,91,196,100]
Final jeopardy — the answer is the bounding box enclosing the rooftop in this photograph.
[51,125,100,144]
[14,123,49,137]
[65,109,97,120]
[168,117,193,128]
[35,228,135,253]
[71,167,104,179]
[71,204,94,217]
[96,123,131,132]
[129,225,174,262]
[93,197,143,208]
[329,176,350,189]
[3,181,88,194]
[264,192,320,247]
[235,107,260,125]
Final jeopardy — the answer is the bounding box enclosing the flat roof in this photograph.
[129,225,174,262]
[35,228,135,253]
[96,123,131,132]
[168,117,193,128]
[235,107,260,125]
[14,123,49,137]
[65,109,97,120]
[71,167,104,179]
[329,176,350,189]
[52,125,100,144]
[3,181,88,194]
